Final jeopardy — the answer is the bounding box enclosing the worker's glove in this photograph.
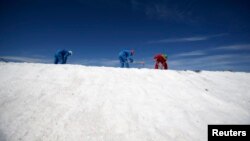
[129,58,134,63]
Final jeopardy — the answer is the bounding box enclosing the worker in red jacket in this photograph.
[154,54,168,69]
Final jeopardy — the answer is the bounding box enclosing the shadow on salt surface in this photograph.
[0,129,6,141]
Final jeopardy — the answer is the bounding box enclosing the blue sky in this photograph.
[1,0,250,71]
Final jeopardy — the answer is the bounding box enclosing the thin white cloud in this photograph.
[131,0,141,10]
[215,44,250,51]
[148,33,227,44]
[149,36,208,43]
[0,56,50,63]
[0,56,120,67]
[169,54,250,71]
[135,53,250,71]
[174,51,206,57]
[140,2,191,21]
[71,59,120,67]
[131,0,201,23]
[73,58,148,68]
[171,43,250,59]
[148,42,250,71]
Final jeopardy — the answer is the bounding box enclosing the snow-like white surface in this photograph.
[0,62,249,141]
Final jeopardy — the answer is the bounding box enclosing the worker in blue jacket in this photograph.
[118,50,135,68]
[54,49,73,64]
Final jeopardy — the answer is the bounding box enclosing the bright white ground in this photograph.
[0,62,249,141]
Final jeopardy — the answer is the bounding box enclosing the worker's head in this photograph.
[68,50,73,55]
[131,49,135,55]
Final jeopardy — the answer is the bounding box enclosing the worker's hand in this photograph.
[129,58,134,63]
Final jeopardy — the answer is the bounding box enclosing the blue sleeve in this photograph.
[55,50,61,56]
[119,50,127,59]
[125,51,133,62]
[129,58,133,63]
[119,50,133,63]
[62,52,70,63]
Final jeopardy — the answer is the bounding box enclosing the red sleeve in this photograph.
[163,57,166,61]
